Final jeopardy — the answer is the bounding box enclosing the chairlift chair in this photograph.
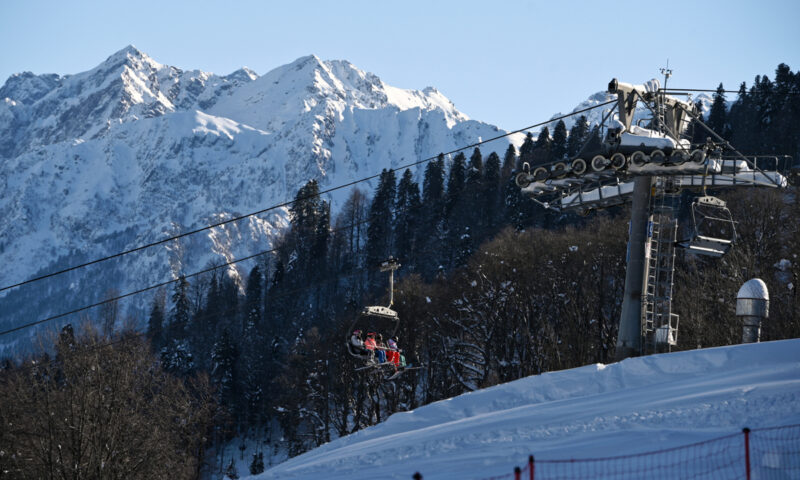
[345,306,400,358]
[681,196,736,258]
[345,258,401,359]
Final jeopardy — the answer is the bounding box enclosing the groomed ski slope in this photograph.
[253,339,800,480]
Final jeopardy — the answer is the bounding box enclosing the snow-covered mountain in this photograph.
[1,46,709,351]
[0,46,521,351]
[251,339,800,480]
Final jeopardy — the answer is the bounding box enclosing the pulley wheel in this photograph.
[670,151,688,164]
[532,167,549,181]
[515,172,531,188]
[591,155,608,172]
[610,153,627,170]
[631,151,648,167]
[690,149,706,164]
[571,158,587,176]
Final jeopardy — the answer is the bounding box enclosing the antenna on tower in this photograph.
[660,60,673,89]
[656,60,674,134]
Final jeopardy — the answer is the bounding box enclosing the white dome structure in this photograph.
[736,278,769,343]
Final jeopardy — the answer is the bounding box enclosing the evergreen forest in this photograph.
[2,63,800,478]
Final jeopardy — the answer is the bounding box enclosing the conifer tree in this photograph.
[551,120,568,161]
[423,154,446,219]
[483,151,502,235]
[445,152,467,216]
[501,144,517,182]
[366,169,397,270]
[168,276,191,339]
[419,155,446,279]
[218,274,240,333]
[567,115,590,158]
[161,278,195,376]
[707,83,727,136]
[242,266,266,424]
[224,458,239,479]
[147,294,165,351]
[289,180,327,280]
[311,201,330,281]
[244,265,262,331]
[502,176,534,230]
[518,132,535,170]
[270,258,285,290]
[249,452,265,474]
[159,338,195,376]
[582,126,604,155]
[445,152,469,267]
[211,328,240,417]
[532,127,552,165]
[468,147,483,174]
[395,169,422,268]
[727,83,757,150]
[464,148,484,237]
[691,99,710,145]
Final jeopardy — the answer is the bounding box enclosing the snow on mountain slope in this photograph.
[0,46,257,159]
[253,339,800,480]
[0,46,521,351]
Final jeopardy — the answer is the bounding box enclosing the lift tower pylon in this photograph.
[514,75,792,361]
[616,176,653,358]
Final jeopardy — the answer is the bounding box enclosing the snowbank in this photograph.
[253,339,800,480]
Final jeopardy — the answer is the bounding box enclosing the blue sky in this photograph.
[2,0,798,130]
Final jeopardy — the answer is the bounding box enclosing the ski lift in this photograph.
[345,258,401,359]
[345,258,423,380]
[680,196,736,257]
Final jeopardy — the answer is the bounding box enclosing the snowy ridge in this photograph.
[0,46,520,349]
[253,339,800,479]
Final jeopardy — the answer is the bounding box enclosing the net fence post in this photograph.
[743,427,751,480]
[514,466,521,480]
[528,455,534,480]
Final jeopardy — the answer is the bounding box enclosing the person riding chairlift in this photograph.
[364,332,378,362]
[376,333,387,364]
[387,336,405,370]
[386,336,399,371]
[350,330,369,357]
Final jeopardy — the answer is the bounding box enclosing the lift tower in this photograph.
[514,76,791,360]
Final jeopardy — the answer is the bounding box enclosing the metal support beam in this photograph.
[615,176,654,361]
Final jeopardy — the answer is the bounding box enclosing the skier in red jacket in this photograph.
[364,332,378,362]
[387,336,401,369]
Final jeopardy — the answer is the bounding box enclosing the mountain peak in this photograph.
[106,44,147,63]
[0,47,517,343]
[225,66,258,82]
[99,44,163,76]
[0,71,62,105]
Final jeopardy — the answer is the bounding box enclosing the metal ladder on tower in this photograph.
[642,176,681,354]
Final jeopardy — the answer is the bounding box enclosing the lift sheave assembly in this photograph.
[346,258,420,380]
[514,74,792,359]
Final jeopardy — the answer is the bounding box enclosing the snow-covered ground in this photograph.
[252,339,800,479]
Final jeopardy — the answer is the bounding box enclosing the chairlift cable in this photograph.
[0,216,370,338]
[0,100,616,295]
[0,205,464,339]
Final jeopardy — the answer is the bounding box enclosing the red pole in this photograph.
[514,466,521,480]
[529,455,534,480]
[743,428,751,480]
